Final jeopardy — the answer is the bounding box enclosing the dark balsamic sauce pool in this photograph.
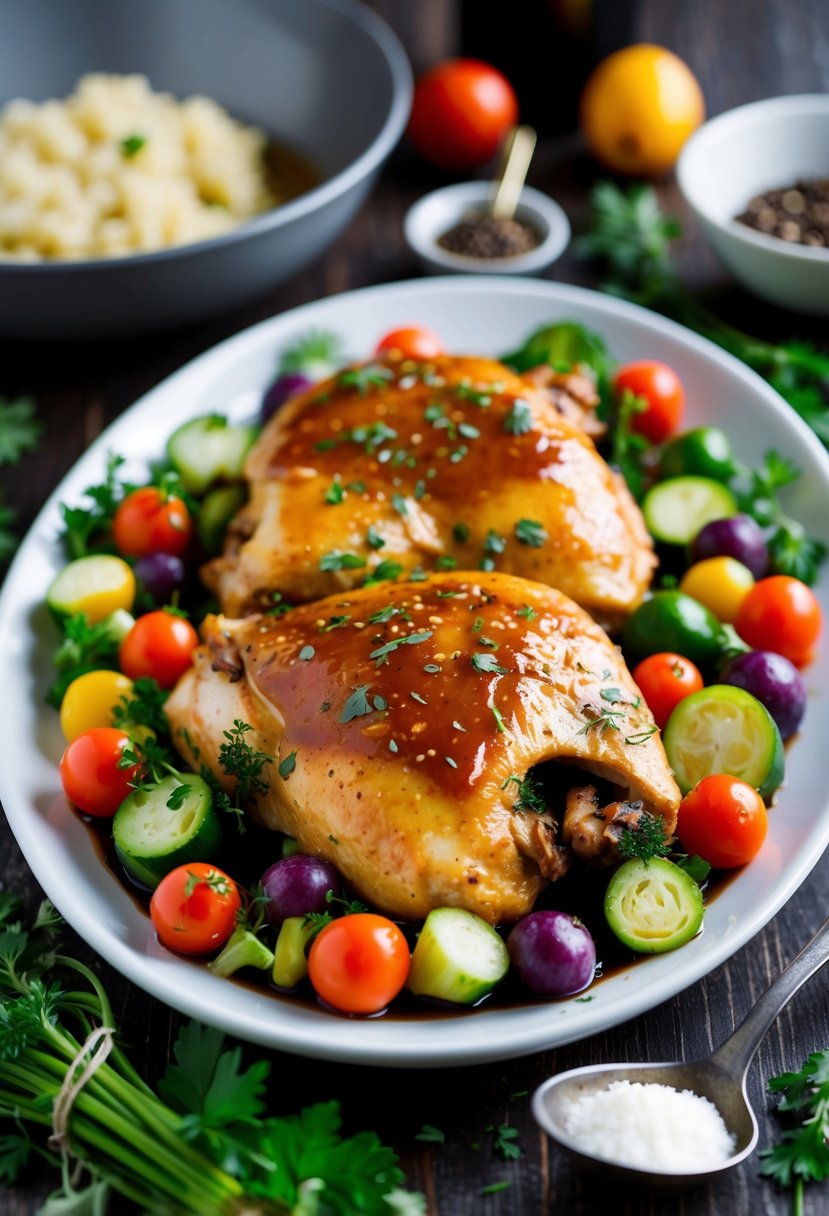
[81,813,738,1022]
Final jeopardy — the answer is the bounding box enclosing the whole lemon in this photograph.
[580,44,705,177]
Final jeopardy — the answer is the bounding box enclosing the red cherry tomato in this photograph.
[632,652,704,729]
[736,575,822,666]
[150,863,241,955]
[614,360,685,444]
[307,913,410,1014]
[676,774,768,869]
[59,727,139,818]
[119,610,199,688]
[375,326,445,361]
[408,59,518,170]
[112,486,192,559]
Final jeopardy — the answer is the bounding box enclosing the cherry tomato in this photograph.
[59,727,139,818]
[614,361,685,444]
[150,863,241,955]
[736,575,822,666]
[679,557,755,625]
[119,610,199,688]
[676,774,768,869]
[632,652,704,729]
[407,59,518,170]
[307,913,410,1014]
[112,486,192,559]
[375,326,445,360]
[60,670,134,741]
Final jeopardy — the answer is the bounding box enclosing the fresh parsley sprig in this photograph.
[0,395,41,562]
[760,1049,829,1216]
[579,181,829,452]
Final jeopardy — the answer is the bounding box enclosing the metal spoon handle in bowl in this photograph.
[711,913,829,1083]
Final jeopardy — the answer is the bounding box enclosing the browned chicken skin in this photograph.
[203,354,655,628]
[166,572,680,924]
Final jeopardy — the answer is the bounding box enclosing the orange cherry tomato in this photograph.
[119,610,199,688]
[408,59,518,170]
[676,774,768,869]
[614,360,685,444]
[307,913,410,1015]
[375,327,445,361]
[150,863,241,955]
[736,575,822,666]
[632,652,704,729]
[59,727,139,818]
[112,486,192,559]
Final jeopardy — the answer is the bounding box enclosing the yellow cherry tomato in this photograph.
[60,670,134,742]
[679,556,755,624]
[580,44,705,177]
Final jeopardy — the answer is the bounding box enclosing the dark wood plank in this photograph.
[3,1,829,1213]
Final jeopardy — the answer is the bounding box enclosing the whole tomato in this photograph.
[677,775,768,869]
[736,576,822,666]
[119,610,199,688]
[408,59,518,170]
[307,913,410,1014]
[113,486,192,559]
[614,360,685,444]
[59,727,139,818]
[150,863,241,955]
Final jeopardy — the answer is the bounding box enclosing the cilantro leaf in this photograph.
[470,652,509,675]
[514,518,548,547]
[59,452,127,560]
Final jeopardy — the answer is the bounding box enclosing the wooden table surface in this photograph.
[3,1,829,1212]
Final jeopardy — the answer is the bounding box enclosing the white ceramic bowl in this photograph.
[404,181,570,275]
[677,94,829,315]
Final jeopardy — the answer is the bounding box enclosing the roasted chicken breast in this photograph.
[166,572,680,924]
[204,354,655,628]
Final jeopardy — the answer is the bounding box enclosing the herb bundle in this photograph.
[0,897,423,1215]
[578,181,829,447]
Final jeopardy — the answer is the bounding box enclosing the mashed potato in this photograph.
[0,74,278,260]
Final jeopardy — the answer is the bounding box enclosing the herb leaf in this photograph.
[0,397,41,465]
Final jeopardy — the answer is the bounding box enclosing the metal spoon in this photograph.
[533,915,829,1186]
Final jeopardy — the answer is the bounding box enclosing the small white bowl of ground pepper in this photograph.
[677,94,829,314]
[404,181,570,276]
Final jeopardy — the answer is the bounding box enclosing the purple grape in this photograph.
[720,649,807,740]
[507,911,596,997]
[133,552,185,604]
[260,373,314,424]
[691,514,769,579]
[260,855,342,926]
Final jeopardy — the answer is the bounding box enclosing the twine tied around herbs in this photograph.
[49,1024,115,1161]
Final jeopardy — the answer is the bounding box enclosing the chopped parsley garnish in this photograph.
[277,751,297,780]
[337,364,394,395]
[576,706,626,735]
[266,592,292,618]
[472,616,484,633]
[320,614,351,631]
[319,550,366,572]
[616,812,668,862]
[120,134,146,158]
[514,518,548,547]
[501,773,546,814]
[503,399,533,435]
[324,478,345,504]
[471,652,509,674]
[454,382,493,408]
[459,422,481,439]
[298,645,315,661]
[391,493,408,516]
[423,663,441,674]
[488,699,508,733]
[492,1124,521,1161]
[388,739,399,754]
[449,445,468,464]
[435,555,457,570]
[452,522,471,543]
[601,687,623,704]
[477,636,499,650]
[369,629,433,666]
[484,529,506,554]
[368,604,399,624]
[517,604,536,620]
[625,724,660,745]
[445,756,458,769]
[414,479,426,500]
[339,685,375,723]
[410,691,427,705]
[366,525,386,550]
[363,559,404,585]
